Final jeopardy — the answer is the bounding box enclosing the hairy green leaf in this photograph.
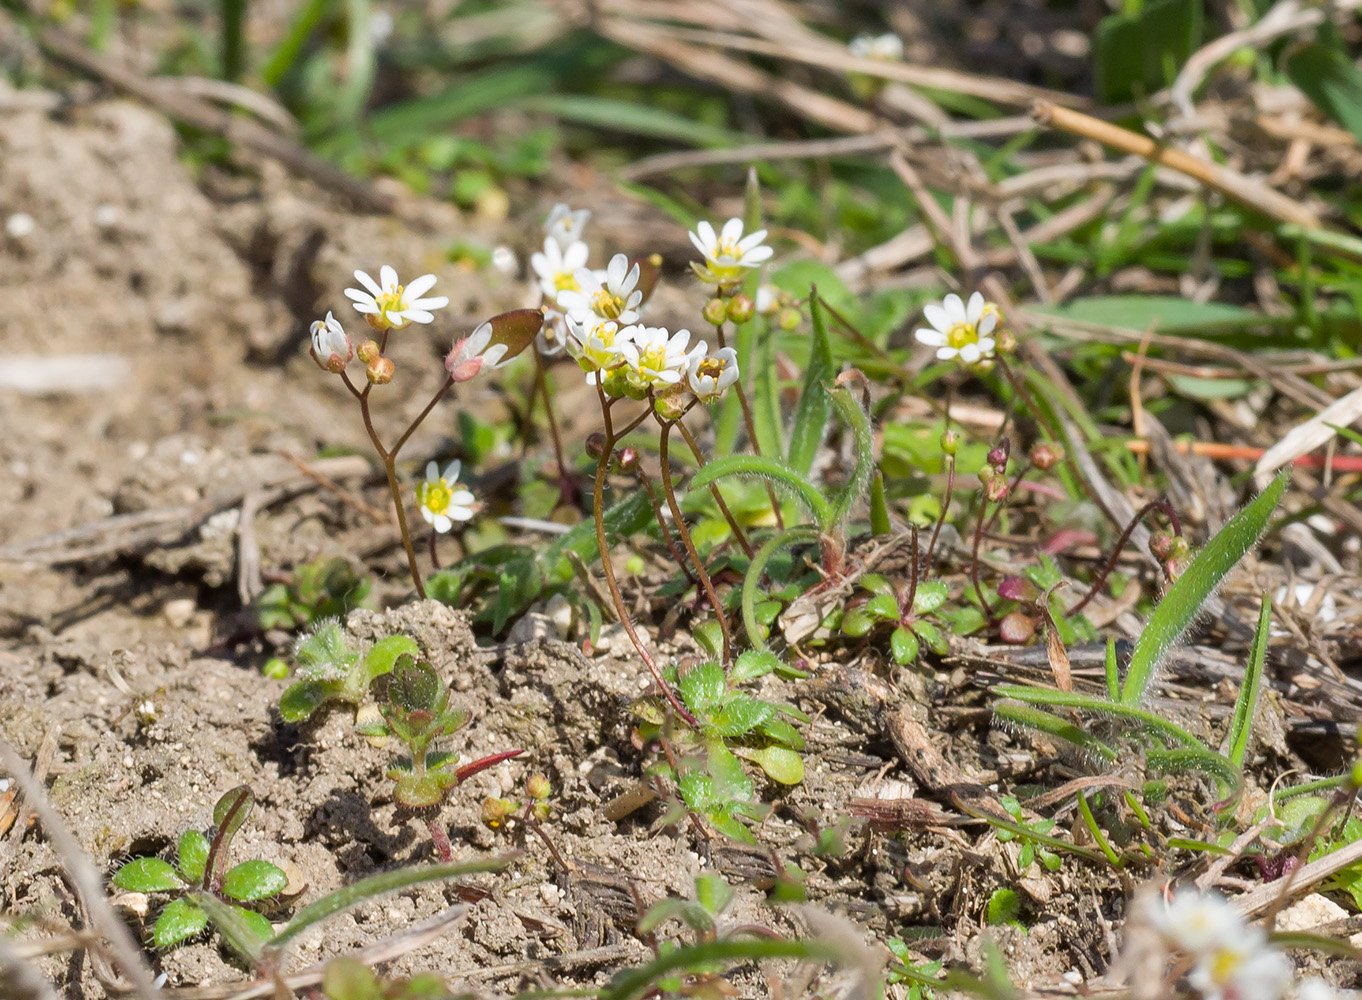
[221,860,289,903]
[1227,593,1271,770]
[787,290,835,476]
[152,897,208,949]
[113,857,186,894]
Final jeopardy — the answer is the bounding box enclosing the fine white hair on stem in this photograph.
[0,736,161,1000]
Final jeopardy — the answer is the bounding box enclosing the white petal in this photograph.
[737,230,767,252]
[607,254,628,287]
[966,291,984,324]
[943,294,966,325]
[741,245,773,264]
[923,303,950,333]
[379,265,399,291]
[959,343,980,363]
[975,337,995,356]
[720,218,744,243]
[483,344,509,368]
[656,370,681,384]
[353,269,381,295]
[432,514,452,534]
[914,328,946,347]
[351,302,379,314]
[420,507,437,526]
[405,274,438,299]
[978,312,997,336]
[564,241,589,270]
[450,506,475,523]
[344,288,375,304]
[404,309,434,324]
[688,229,710,257]
[410,295,449,311]
[936,346,959,361]
[696,220,717,248]
[443,460,461,483]
[425,461,439,480]
[448,489,475,507]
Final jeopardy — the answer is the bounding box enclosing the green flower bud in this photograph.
[777,307,802,332]
[726,294,755,324]
[702,298,728,326]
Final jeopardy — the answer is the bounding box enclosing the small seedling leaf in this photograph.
[749,745,804,785]
[213,785,255,846]
[177,830,210,884]
[679,661,726,717]
[890,627,920,665]
[385,656,443,714]
[362,635,420,686]
[867,594,900,621]
[694,872,733,916]
[841,607,876,638]
[759,716,804,750]
[1122,471,1286,706]
[113,857,186,894]
[986,888,1021,926]
[279,680,335,723]
[710,695,775,738]
[1227,593,1272,770]
[221,860,289,902]
[321,956,382,1000]
[730,650,781,683]
[152,897,209,948]
[912,580,949,615]
[193,892,271,962]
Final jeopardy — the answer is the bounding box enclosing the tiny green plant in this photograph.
[319,956,451,1000]
[252,555,375,631]
[375,655,524,860]
[276,621,418,724]
[839,573,950,666]
[111,786,288,950]
[995,795,1062,873]
[635,652,806,843]
[992,472,1289,804]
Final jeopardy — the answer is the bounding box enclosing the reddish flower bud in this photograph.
[987,438,1010,472]
[702,297,728,326]
[983,472,1010,504]
[941,429,961,456]
[999,611,1037,644]
[998,576,1038,603]
[1030,441,1064,470]
[584,433,606,459]
[366,355,395,385]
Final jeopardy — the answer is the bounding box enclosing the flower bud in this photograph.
[653,392,687,421]
[526,773,551,801]
[940,429,960,456]
[983,471,1009,504]
[726,294,755,324]
[995,329,1017,354]
[309,312,353,373]
[480,797,515,829]
[1029,441,1064,470]
[973,357,995,375]
[584,433,606,459]
[997,576,1038,603]
[617,447,640,472]
[702,297,728,326]
[357,339,381,364]
[366,355,395,385]
[987,438,1010,472]
[999,611,1036,644]
[777,307,802,332]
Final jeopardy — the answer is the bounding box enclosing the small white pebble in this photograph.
[386,907,404,923]
[93,204,121,228]
[540,884,560,905]
[180,450,200,467]
[1062,971,1082,985]
[491,245,518,276]
[123,755,134,769]
[5,212,36,238]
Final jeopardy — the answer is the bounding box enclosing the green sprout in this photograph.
[277,621,418,724]
[995,795,1061,873]
[111,786,288,950]
[838,574,950,665]
[252,556,375,631]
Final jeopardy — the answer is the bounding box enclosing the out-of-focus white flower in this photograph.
[914,291,998,364]
[530,238,589,303]
[558,253,642,326]
[368,9,394,45]
[755,284,782,315]
[1143,890,1243,957]
[1294,979,1337,1000]
[849,33,903,62]
[417,460,475,534]
[687,346,738,401]
[345,265,449,331]
[1187,935,1292,1000]
[689,218,773,286]
[545,203,590,251]
[309,311,353,373]
[566,316,622,384]
[538,308,570,356]
[614,325,701,393]
[490,245,518,277]
[445,321,509,382]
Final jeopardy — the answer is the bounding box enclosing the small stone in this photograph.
[5,212,36,238]
[163,599,196,628]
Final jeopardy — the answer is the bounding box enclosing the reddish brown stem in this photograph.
[923,453,956,572]
[1066,499,1181,617]
[675,418,755,558]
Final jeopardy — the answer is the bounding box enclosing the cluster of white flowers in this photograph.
[914,291,1000,365]
[1141,890,1335,1000]
[528,204,757,404]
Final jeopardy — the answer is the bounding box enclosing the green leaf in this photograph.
[841,607,876,638]
[1122,472,1287,706]
[710,695,776,738]
[384,657,442,714]
[730,650,781,683]
[747,745,804,785]
[361,635,420,687]
[691,620,725,662]
[787,290,836,476]
[690,455,832,528]
[827,386,875,530]
[113,857,186,894]
[516,94,737,148]
[992,685,1203,749]
[707,743,753,803]
[741,525,819,654]
[1031,295,1264,336]
[193,893,271,962]
[1094,0,1203,103]
[866,594,901,621]
[869,470,891,536]
[221,860,288,902]
[992,702,1118,764]
[759,716,804,751]
[1227,593,1271,770]
[601,938,852,1000]
[911,580,949,615]
[986,888,1021,926]
[213,786,255,849]
[152,897,208,949]
[279,680,336,723]
[912,621,948,656]
[322,956,382,1000]
[890,627,920,665]
[695,872,734,916]
[177,830,210,885]
[679,661,727,718]
[1285,39,1362,146]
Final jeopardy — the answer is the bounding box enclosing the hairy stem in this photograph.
[658,420,733,666]
[427,817,454,863]
[675,417,755,558]
[633,466,698,587]
[970,497,995,620]
[923,453,956,572]
[1067,498,1182,617]
[593,386,697,725]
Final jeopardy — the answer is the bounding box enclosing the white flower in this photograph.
[1187,935,1292,1000]
[529,238,590,304]
[614,325,701,392]
[565,316,623,383]
[1294,980,1337,1000]
[538,308,570,357]
[345,265,449,331]
[558,253,643,326]
[309,311,352,373]
[687,346,738,401]
[1143,890,1243,956]
[544,203,590,251]
[445,321,510,382]
[490,245,518,277]
[689,218,773,286]
[755,284,781,315]
[416,461,475,534]
[914,291,998,364]
[849,33,903,62]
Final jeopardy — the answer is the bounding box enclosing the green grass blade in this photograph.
[516,94,736,147]
[601,938,851,1000]
[260,0,332,88]
[1227,592,1271,770]
[751,316,784,458]
[992,702,1118,764]
[1121,471,1288,707]
[826,386,874,530]
[1146,748,1241,800]
[690,456,832,527]
[786,289,835,476]
[220,0,248,82]
[1104,638,1120,701]
[742,526,818,652]
[992,684,1203,749]
[269,855,512,950]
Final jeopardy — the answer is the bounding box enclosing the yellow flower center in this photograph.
[592,289,624,319]
[1206,949,1242,985]
[946,323,978,350]
[697,357,727,379]
[418,478,452,516]
[554,272,579,293]
[637,345,667,376]
[375,285,405,314]
[716,239,741,259]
